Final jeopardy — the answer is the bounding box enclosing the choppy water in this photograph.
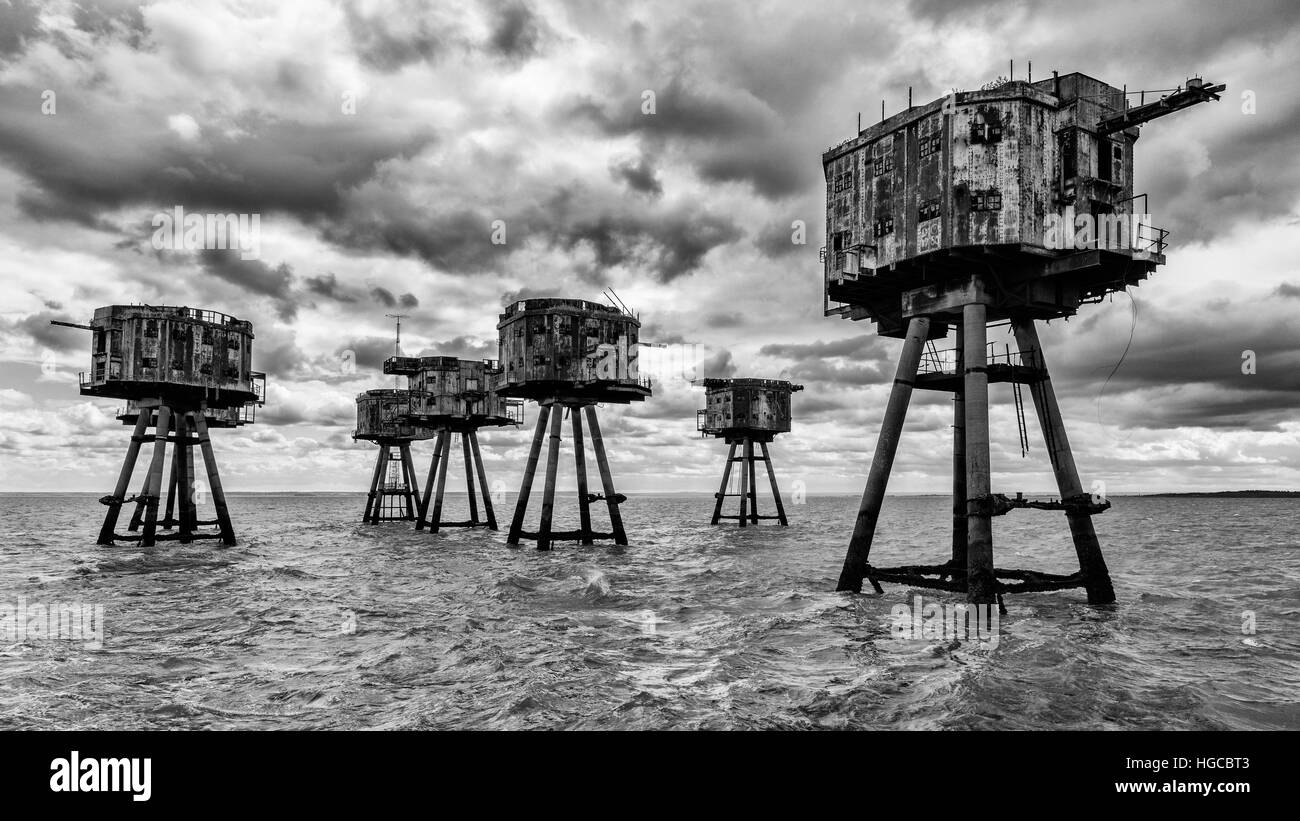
[1,492,1297,730]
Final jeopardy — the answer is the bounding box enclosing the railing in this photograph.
[918,342,1036,376]
[1133,221,1169,255]
[236,400,259,425]
[504,399,525,425]
[1115,193,1168,256]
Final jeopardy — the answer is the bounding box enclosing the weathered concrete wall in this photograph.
[823,73,1138,279]
[496,299,643,392]
[699,379,800,434]
[354,389,430,440]
[86,305,257,405]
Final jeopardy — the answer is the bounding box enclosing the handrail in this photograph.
[919,343,1037,375]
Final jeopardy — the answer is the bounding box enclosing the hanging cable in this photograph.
[1094,285,1138,443]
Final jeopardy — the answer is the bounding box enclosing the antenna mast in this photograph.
[386,313,408,388]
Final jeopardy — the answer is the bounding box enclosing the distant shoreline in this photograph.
[1140,490,1300,498]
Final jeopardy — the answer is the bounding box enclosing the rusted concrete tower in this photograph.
[823,73,1222,604]
[496,298,651,550]
[353,388,431,524]
[383,355,522,532]
[53,306,265,546]
[697,378,803,526]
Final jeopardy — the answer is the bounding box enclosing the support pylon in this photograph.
[834,311,1116,604]
[416,428,499,532]
[710,435,789,526]
[363,439,420,524]
[506,403,627,550]
[97,404,237,547]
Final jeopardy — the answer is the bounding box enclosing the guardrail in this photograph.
[918,342,1036,375]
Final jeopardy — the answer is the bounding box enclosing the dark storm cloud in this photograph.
[326,170,738,281]
[0,0,41,59]
[754,220,815,259]
[198,249,297,321]
[908,0,1027,22]
[609,154,662,197]
[1141,96,1300,248]
[796,394,855,416]
[500,286,557,306]
[258,403,310,426]
[1108,388,1299,431]
[1044,301,1300,430]
[414,335,497,360]
[304,273,358,303]
[1276,283,1300,298]
[760,335,886,362]
[487,0,545,59]
[368,286,419,309]
[342,0,457,72]
[568,76,764,141]
[336,336,394,373]
[4,311,84,353]
[699,348,736,379]
[782,360,892,386]
[0,90,436,227]
[543,191,743,282]
[71,0,148,46]
[322,207,504,275]
[702,312,743,329]
[563,77,808,199]
[250,338,308,380]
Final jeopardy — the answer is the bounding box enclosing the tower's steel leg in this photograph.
[1012,319,1116,604]
[469,431,497,530]
[379,445,395,520]
[400,443,418,520]
[537,404,565,551]
[461,434,480,525]
[744,436,759,525]
[508,406,551,545]
[194,413,236,545]
[963,305,995,604]
[99,412,151,545]
[760,441,788,526]
[365,443,385,524]
[429,431,453,533]
[140,405,173,548]
[836,316,931,593]
[181,413,199,541]
[571,409,593,544]
[417,431,446,530]
[127,472,148,532]
[711,441,737,525]
[951,322,967,571]
[737,439,752,528]
[175,413,195,543]
[585,405,627,545]
[162,451,179,529]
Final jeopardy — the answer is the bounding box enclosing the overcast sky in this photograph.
[0,0,1297,495]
